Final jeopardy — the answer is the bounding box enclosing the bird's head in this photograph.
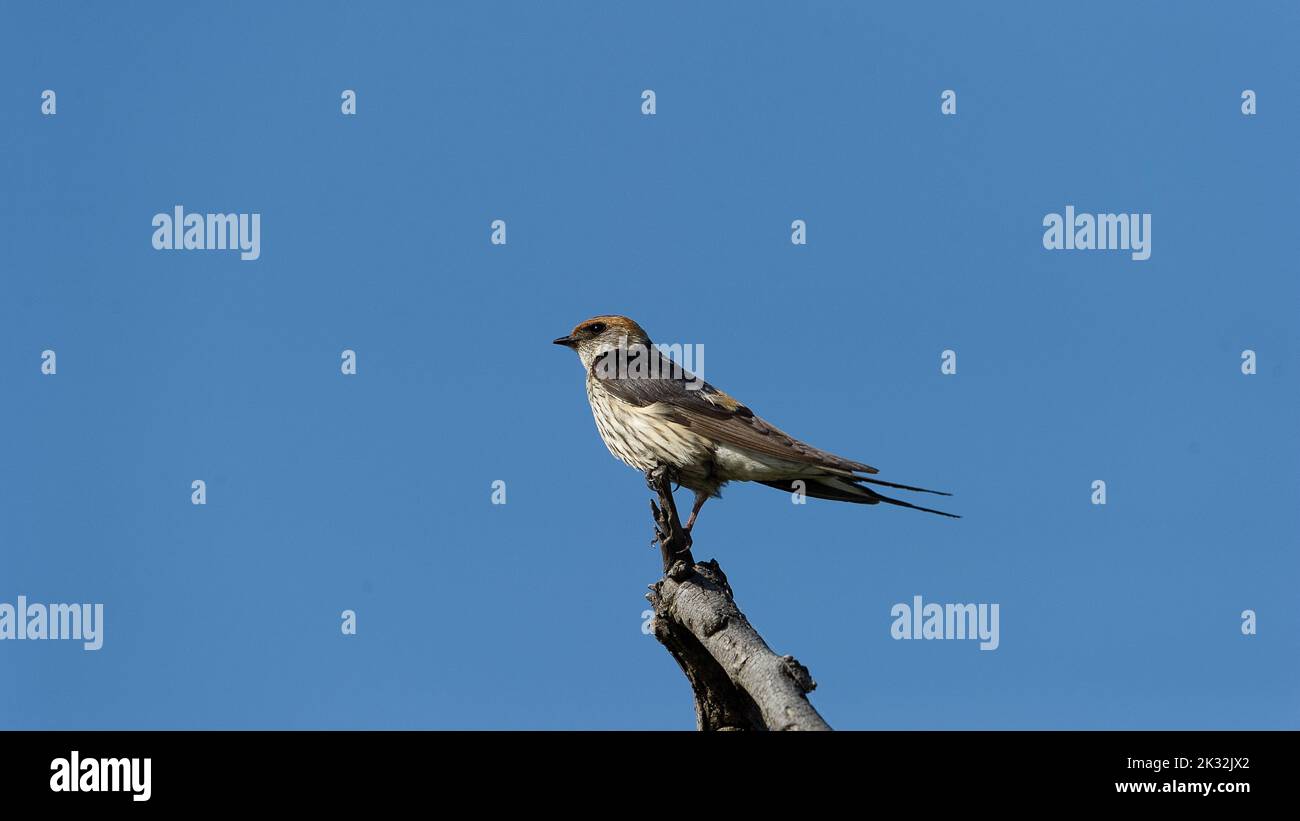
[553,315,652,369]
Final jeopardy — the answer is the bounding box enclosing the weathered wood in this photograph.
[643,467,832,731]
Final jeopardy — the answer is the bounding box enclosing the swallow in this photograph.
[554,315,957,531]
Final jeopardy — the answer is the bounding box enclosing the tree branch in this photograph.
[643,467,832,731]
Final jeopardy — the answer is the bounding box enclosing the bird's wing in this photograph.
[590,347,879,475]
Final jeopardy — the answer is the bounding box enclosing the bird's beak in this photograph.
[552,335,577,348]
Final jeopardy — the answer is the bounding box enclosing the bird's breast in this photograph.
[584,377,715,483]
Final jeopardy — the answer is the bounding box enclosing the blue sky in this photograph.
[1,2,1296,729]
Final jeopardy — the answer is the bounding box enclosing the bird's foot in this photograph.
[645,464,674,490]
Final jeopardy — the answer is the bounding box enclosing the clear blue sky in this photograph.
[1,2,1296,729]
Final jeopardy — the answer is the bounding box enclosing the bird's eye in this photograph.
[587,322,606,334]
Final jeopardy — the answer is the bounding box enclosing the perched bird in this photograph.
[553,315,957,531]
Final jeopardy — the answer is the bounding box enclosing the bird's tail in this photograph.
[759,476,960,519]
[855,476,952,496]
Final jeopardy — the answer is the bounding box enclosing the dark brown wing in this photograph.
[590,347,879,475]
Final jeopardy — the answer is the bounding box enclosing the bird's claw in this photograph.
[645,465,674,490]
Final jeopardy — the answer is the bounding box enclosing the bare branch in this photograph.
[643,467,832,731]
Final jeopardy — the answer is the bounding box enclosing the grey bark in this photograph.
[643,467,832,731]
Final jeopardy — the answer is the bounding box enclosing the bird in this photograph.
[553,315,958,533]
